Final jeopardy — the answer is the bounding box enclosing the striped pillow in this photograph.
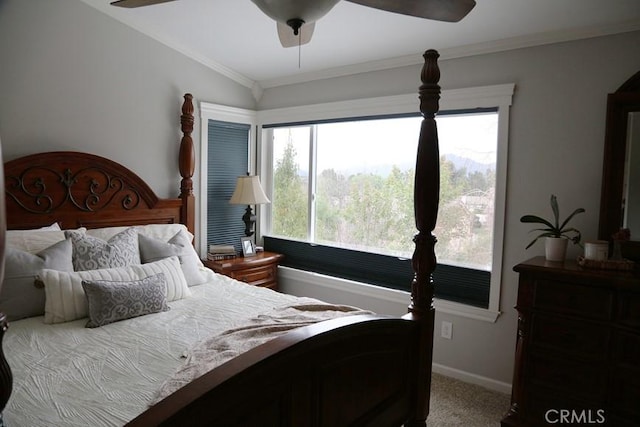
[39,256,190,324]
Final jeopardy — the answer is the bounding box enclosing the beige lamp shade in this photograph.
[229,175,270,205]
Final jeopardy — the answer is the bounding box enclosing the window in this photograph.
[206,120,251,254]
[198,102,257,258]
[259,85,514,315]
[269,111,497,270]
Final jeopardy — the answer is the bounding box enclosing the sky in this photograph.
[272,112,498,175]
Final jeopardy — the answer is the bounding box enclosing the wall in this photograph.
[2,0,640,392]
[260,30,640,389]
[0,0,256,204]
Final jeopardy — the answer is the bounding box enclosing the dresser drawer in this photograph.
[613,331,640,367]
[617,292,640,328]
[531,314,610,359]
[610,366,640,419]
[533,279,613,320]
[230,265,276,288]
[527,353,607,400]
[525,386,606,427]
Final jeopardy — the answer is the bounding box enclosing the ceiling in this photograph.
[82,0,640,90]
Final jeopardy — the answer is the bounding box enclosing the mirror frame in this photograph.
[598,70,640,260]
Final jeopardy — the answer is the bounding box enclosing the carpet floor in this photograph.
[427,373,511,426]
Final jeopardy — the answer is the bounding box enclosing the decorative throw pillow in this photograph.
[138,229,208,286]
[0,239,74,321]
[65,227,140,271]
[40,256,190,324]
[82,273,170,328]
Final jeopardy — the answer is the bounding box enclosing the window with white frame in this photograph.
[259,85,513,315]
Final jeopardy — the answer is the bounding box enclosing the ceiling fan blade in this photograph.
[346,0,476,22]
[277,22,315,48]
[110,0,176,8]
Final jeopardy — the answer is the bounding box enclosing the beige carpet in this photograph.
[427,373,511,426]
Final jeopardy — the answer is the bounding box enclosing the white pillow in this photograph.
[87,224,194,244]
[6,229,67,254]
[35,223,62,231]
[39,256,190,324]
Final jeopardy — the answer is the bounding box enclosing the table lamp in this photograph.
[229,174,270,237]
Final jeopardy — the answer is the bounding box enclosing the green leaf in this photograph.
[550,194,560,229]
[559,208,586,231]
[520,215,555,230]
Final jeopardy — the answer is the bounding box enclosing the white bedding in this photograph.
[3,273,304,427]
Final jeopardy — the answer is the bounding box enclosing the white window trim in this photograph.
[198,102,257,257]
[257,84,515,320]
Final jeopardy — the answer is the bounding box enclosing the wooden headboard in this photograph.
[3,95,196,234]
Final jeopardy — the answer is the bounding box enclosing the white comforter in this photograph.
[3,274,313,427]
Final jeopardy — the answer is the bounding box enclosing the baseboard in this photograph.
[432,363,512,395]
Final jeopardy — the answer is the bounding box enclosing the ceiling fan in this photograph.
[110,0,476,48]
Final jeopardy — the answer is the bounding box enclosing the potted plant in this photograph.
[520,194,585,261]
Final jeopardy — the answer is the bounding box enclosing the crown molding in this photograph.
[258,20,640,89]
[82,0,640,93]
[80,0,255,89]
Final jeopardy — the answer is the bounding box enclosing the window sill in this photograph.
[278,266,501,323]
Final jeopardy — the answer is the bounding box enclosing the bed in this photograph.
[0,49,442,426]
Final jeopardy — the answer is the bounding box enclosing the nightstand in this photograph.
[203,251,284,291]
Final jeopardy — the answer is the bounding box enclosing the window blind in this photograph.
[207,120,250,253]
[264,236,490,308]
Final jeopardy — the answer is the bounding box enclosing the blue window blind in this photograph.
[207,120,250,253]
[264,236,490,308]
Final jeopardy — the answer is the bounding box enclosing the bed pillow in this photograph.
[33,223,62,231]
[65,227,140,271]
[138,229,208,286]
[6,229,67,254]
[82,273,170,328]
[0,239,74,321]
[87,223,194,244]
[40,256,190,324]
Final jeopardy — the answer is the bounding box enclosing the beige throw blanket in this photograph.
[153,297,372,403]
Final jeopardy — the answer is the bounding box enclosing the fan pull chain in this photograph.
[298,27,302,68]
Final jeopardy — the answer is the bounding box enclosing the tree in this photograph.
[272,135,307,239]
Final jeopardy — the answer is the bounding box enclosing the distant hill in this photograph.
[442,154,495,175]
[304,154,495,178]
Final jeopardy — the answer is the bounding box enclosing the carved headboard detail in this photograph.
[4,151,186,231]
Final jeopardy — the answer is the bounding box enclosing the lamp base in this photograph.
[242,205,256,237]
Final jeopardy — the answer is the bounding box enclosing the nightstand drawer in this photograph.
[230,265,276,288]
[203,251,284,291]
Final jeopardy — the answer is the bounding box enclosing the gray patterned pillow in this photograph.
[81,273,170,328]
[66,227,140,271]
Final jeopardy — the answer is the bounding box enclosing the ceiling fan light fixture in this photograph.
[250,0,340,26]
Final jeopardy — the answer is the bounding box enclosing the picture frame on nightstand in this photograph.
[240,236,256,257]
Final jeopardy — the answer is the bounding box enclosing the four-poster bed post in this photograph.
[179,93,196,236]
[405,48,440,427]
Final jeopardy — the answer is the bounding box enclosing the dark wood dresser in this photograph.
[502,257,640,427]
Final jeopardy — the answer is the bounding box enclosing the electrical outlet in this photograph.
[441,321,453,340]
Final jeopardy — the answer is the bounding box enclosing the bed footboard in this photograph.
[127,315,419,427]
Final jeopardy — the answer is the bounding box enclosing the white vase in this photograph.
[545,237,568,262]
